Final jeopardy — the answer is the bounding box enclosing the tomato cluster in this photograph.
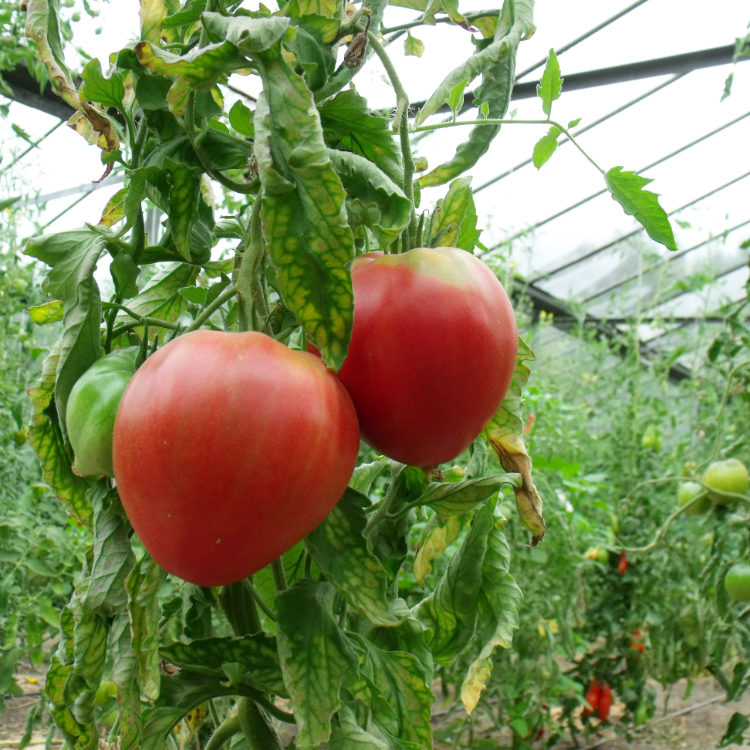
[67,247,518,586]
[583,678,612,721]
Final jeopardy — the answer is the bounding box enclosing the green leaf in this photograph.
[161,635,287,696]
[276,580,359,747]
[531,125,561,169]
[461,511,522,713]
[99,187,129,226]
[308,488,398,627]
[28,299,64,325]
[0,195,20,210]
[202,11,291,53]
[319,89,402,185]
[229,99,255,138]
[414,502,494,666]
[42,659,90,747]
[416,0,534,125]
[253,58,354,370]
[419,474,520,517]
[348,634,434,748]
[484,338,544,545]
[79,57,126,111]
[328,148,411,247]
[120,262,199,331]
[110,253,141,299]
[24,229,106,433]
[289,25,337,91]
[83,482,136,617]
[536,48,562,117]
[73,613,108,688]
[404,32,425,58]
[430,176,482,252]
[446,78,467,120]
[349,458,389,495]
[127,555,166,702]
[162,157,202,262]
[418,0,534,187]
[604,166,677,251]
[108,613,142,750]
[178,285,208,305]
[720,713,750,747]
[24,558,57,576]
[26,343,94,529]
[330,705,388,749]
[162,0,206,28]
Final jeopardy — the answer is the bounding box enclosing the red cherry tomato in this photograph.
[630,629,646,653]
[618,552,629,574]
[113,330,359,586]
[598,684,612,721]
[524,413,536,434]
[336,247,518,466]
[583,679,601,716]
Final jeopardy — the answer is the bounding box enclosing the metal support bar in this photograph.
[0,62,76,119]
[513,278,693,382]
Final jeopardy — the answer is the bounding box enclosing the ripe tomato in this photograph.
[702,458,749,505]
[67,347,138,477]
[113,331,359,587]
[724,563,750,603]
[336,247,518,467]
[630,629,646,653]
[677,481,711,517]
[597,684,612,721]
[617,552,629,574]
[583,678,601,716]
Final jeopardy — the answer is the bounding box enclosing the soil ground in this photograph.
[3,672,750,749]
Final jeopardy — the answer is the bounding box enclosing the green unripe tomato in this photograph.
[95,681,117,707]
[641,425,663,452]
[702,458,749,505]
[677,481,711,517]
[724,564,750,602]
[71,11,81,21]
[67,348,138,477]
[634,701,649,726]
[11,278,27,293]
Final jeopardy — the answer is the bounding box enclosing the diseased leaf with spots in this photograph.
[404,32,425,57]
[26,344,94,529]
[161,635,287,696]
[308,488,399,627]
[414,502,494,666]
[330,705,388,749]
[430,177,482,252]
[163,157,202,262]
[140,0,166,44]
[99,187,128,226]
[605,167,677,251]
[276,580,359,747]
[461,510,522,713]
[484,338,545,545]
[413,513,464,587]
[417,474,520,517]
[127,555,166,702]
[253,53,354,370]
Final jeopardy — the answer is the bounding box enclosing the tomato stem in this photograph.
[272,558,288,591]
[204,714,241,750]
[241,577,276,621]
[236,195,266,332]
[188,284,238,332]
[238,698,283,750]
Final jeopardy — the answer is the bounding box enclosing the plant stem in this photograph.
[238,698,282,750]
[188,284,239,332]
[712,358,750,460]
[110,316,182,340]
[364,464,404,536]
[621,475,750,507]
[271,558,288,591]
[184,93,259,195]
[236,196,265,332]
[381,8,500,34]
[208,699,221,728]
[204,714,241,750]
[241,577,276,621]
[367,32,418,249]
[413,117,606,175]
[131,116,149,170]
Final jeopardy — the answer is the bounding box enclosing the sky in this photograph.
[1,0,748,347]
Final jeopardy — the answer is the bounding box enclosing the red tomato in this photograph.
[524,413,536,434]
[618,552,629,574]
[336,248,518,466]
[598,684,612,721]
[113,331,359,587]
[583,679,601,716]
[630,629,646,653]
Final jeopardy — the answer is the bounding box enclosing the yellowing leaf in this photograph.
[28,300,64,325]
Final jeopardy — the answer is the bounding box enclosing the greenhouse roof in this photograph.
[1,0,748,379]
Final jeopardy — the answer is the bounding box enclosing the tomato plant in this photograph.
[336,247,518,467]
[113,330,360,586]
